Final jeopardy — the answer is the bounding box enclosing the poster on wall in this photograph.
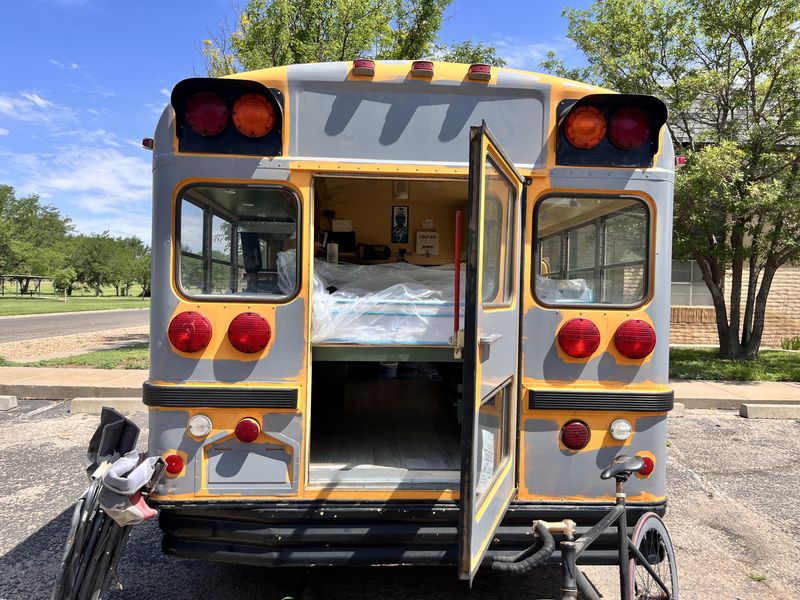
[391,205,409,243]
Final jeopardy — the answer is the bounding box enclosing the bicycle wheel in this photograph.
[628,512,678,599]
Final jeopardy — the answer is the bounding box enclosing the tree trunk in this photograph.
[743,262,778,358]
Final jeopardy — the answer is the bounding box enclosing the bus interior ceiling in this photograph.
[307,176,468,488]
[309,361,462,488]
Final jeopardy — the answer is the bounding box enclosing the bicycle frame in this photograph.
[560,479,673,600]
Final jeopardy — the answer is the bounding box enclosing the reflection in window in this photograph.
[481,157,516,305]
[535,197,648,305]
[178,186,299,298]
[475,382,512,503]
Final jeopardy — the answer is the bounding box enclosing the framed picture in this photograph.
[391,205,409,244]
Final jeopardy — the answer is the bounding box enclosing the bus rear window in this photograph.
[176,185,299,300]
[534,196,648,306]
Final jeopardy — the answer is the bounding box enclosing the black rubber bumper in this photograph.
[154,499,666,568]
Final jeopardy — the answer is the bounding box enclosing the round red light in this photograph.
[232,93,276,138]
[564,105,606,149]
[228,312,271,353]
[165,454,184,475]
[185,91,229,136]
[638,455,655,477]
[235,418,260,443]
[615,320,656,359]
[609,107,650,150]
[558,318,601,359]
[168,311,212,353]
[561,420,591,451]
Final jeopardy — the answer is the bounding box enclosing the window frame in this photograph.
[174,182,302,303]
[532,193,652,309]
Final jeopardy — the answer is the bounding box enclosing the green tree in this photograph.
[201,0,504,75]
[546,0,800,359]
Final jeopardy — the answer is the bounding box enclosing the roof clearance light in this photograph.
[561,420,591,450]
[235,418,260,443]
[228,312,271,353]
[468,63,491,81]
[609,107,650,150]
[168,311,212,353]
[558,318,601,359]
[352,58,375,76]
[411,60,434,77]
[232,93,276,138]
[564,105,606,149]
[142,138,154,150]
[615,320,656,359]
[609,419,633,441]
[185,91,229,137]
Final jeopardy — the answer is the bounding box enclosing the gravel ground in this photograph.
[0,327,148,361]
[0,406,797,600]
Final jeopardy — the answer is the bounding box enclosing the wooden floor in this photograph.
[309,376,460,488]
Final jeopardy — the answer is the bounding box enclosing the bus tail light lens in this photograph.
[638,455,655,477]
[168,311,212,353]
[232,93,276,138]
[468,64,491,80]
[235,418,260,443]
[558,318,601,358]
[615,320,656,359]
[228,312,271,353]
[609,107,650,150]
[561,420,591,450]
[564,105,606,149]
[185,91,229,136]
[165,454,184,474]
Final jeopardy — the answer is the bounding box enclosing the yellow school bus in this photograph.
[144,59,673,583]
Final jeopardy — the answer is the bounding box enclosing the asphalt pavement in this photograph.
[0,403,798,599]
[0,309,149,343]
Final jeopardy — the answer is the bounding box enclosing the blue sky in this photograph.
[0,0,589,243]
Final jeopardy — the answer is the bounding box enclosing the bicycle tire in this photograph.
[628,512,679,599]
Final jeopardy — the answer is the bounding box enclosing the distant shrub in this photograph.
[780,336,800,351]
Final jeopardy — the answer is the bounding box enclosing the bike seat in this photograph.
[601,454,645,480]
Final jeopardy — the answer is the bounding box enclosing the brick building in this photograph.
[670,261,800,347]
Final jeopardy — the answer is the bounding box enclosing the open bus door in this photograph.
[458,123,526,583]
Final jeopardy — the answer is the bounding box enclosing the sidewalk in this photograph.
[2,366,800,409]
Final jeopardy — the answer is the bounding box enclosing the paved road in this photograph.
[0,309,149,343]
[1,404,798,599]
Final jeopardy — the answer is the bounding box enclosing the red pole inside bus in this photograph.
[454,210,462,336]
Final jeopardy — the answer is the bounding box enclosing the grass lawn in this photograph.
[0,295,149,317]
[0,343,149,370]
[669,347,800,382]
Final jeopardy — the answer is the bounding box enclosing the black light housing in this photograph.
[556,94,668,167]
[170,77,284,156]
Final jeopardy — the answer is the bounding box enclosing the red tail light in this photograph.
[558,318,601,358]
[352,58,375,76]
[235,418,260,443]
[165,454,184,474]
[168,311,212,353]
[228,312,271,353]
[232,93,276,138]
[638,455,655,477]
[468,63,491,81]
[185,91,229,136]
[564,105,606,149]
[609,107,650,150]
[615,319,656,359]
[411,60,434,77]
[561,420,591,450]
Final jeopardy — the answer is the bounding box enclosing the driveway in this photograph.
[0,309,149,343]
[0,404,797,599]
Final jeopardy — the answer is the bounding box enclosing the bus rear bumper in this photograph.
[154,499,666,568]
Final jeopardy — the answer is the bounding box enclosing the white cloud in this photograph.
[70,214,152,243]
[0,127,8,136]
[0,91,74,126]
[493,37,578,71]
[160,88,171,98]
[49,59,81,70]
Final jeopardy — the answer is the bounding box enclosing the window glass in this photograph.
[475,382,512,503]
[535,196,648,306]
[177,186,299,299]
[670,260,714,306]
[481,157,516,305]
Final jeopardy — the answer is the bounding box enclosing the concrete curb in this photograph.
[740,403,800,419]
[0,395,18,410]
[71,397,146,414]
[0,307,149,321]
[668,403,685,417]
[0,384,142,400]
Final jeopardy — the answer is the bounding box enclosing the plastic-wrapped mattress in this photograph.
[278,251,464,345]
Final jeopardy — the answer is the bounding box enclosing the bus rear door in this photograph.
[458,123,525,583]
